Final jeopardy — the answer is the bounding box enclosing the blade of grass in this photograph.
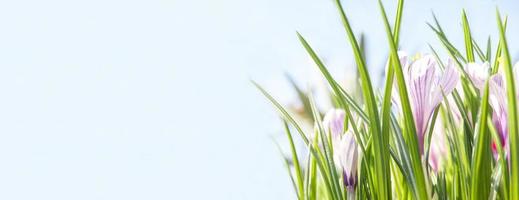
[286,74,314,121]
[486,37,492,62]
[305,149,317,200]
[462,10,475,62]
[336,94,368,154]
[381,0,405,196]
[332,0,390,198]
[272,139,298,196]
[390,112,419,196]
[307,139,338,199]
[492,16,507,74]
[283,120,306,199]
[253,81,310,145]
[429,14,467,63]
[381,0,404,181]
[443,96,470,199]
[424,108,440,174]
[496,10,519,199]
[378,0,427,198]
[470,81,492,199]
[308,91,344,200]
[296,33,369,124]
[428,19,478,96]
[472,38,488,62]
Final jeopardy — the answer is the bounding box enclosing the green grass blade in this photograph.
[380,0,405,197]
[428,14,467,63]
[390,112,419,196]
[496,10,519,199]
[308,140,338,199]
[272,139,299,197]
[283,120,306,199]
[381,0,404,158]
[333,0,389,198]
[308,91,344,200]
[253,81,310,145]
[470,81,492,199]
[442,96,470,199]
[462,10,475,62]
[393,0,404,41]
[339,96,368,154]
[381,0,405,195]
[330,0,381,131]
[486,37,492,62]
[296,33,369,124]
[286,74,314,121]
[424,108,440,174]
[305,149,317,200]
[378,0,427,198]
[472,38,488,62]
[492,16,507,74]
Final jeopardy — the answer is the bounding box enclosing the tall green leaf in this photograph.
[253,81,310,144]
[378,0,427,198]
[470,81,492,199]
[496,10,519,199]
[332,0,389,198]
[462,10,475,62]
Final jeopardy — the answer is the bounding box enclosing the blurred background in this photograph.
[0,0,517,199]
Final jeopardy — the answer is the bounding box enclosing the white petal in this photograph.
[334,132,358,177]
[465,62,490,89]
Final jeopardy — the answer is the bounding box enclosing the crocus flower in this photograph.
[333,131,359,191]
[488,74,509,158]
[323,109,358,191]
[401,54,460,154]
[464,62,519,158]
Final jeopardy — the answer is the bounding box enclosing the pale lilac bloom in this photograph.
[323,109,358,190]
[488,74,509,156]
[464,62,519,158]
[333,131,359,191]
[485,62,519,158]
[402,55,460,154]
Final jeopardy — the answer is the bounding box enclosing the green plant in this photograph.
[255,0,518,199]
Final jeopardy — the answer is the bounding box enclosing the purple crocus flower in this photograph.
[464,62,519,158]
[323,109,358,191]
[402,55,460,154]
[488,74,509,157]
[333,131,359,191]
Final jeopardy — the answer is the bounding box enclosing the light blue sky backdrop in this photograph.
[0,0,517,199]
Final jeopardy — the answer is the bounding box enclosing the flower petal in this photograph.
[323,109,346,139]
[465,62,490,89]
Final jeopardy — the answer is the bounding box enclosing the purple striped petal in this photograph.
[489,74,509,158]
[405,55,459,154]
[323,109,346,139]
